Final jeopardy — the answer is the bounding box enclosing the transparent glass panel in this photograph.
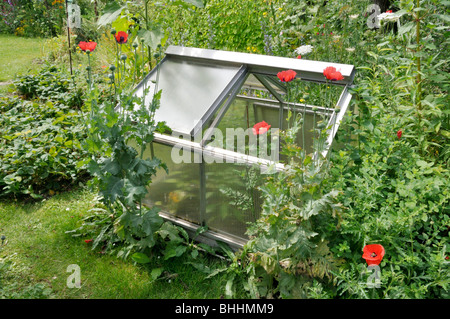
[134,58,243,136]
[203,74,341,163]
[205,96,322,162]
[204,161,263,238]
[140,142,201,224]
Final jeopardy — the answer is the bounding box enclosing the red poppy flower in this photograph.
[78,41,97,52]
[386,10,393,13]
[397,130,402,139]
[115,31,128,44]
[323,66,344,81]
[362,244,385,266]
[84,239,93,243]
[252,121,271,135]
[277,69,297,83]
[297,55,302,59]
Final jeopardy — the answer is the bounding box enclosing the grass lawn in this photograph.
[0,34,46,83]
[0,188,233,299]
[0,34,45,94]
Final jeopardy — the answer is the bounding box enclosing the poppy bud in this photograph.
[132,42,138,48]
[109,64,116,71]
[120,54,127,61]
[111,28,116,35]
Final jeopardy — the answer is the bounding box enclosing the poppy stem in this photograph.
[302,98,306,155]
[87,52,92,90]
[134,47,137,85]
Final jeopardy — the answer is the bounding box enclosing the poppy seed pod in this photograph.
[120,54,127,61]
[109,65,116,71]
[111,28,116,35]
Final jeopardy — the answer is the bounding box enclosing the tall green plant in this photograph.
[209,114,342,299]
[75,30,168,257]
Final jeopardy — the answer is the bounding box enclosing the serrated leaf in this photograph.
[137,27,166,50]
[97,3,125,27]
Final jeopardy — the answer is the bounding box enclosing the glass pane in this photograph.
[204,74,340,163]
[134,58,243,136]
[204,161,263,238]
[140,142,202,225]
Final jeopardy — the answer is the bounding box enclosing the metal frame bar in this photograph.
[253,74,286,130]
[200,67,249,146]
[320,85,352,159]
[193,65,248,137]
[165,45,356,85]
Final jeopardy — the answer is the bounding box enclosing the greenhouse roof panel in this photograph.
[134,56,246,136]
[134,46,355,137]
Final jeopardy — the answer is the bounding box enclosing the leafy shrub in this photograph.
[13,65,83,109]
[329,130,450,298]
[0,94,88,198]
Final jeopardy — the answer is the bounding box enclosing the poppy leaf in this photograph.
[97,3,126,27]
[137,27,166,50]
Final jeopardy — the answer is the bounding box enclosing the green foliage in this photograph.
[324,0,450,299]
[206,0,268,52]
[243,116,342,298]
[12,0,66,37]
[13,64,83,108]
[0,76,88,198]
[80,82,166,254]
[208,115,342,299]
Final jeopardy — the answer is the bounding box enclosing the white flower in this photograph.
[377,12,400,22]
[345,47,355,52]
[349,14,359,20]
[294,44,313,55]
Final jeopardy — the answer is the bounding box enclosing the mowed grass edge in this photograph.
[0,188,233,299]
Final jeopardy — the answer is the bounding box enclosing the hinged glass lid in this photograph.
[133,55,246,137]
